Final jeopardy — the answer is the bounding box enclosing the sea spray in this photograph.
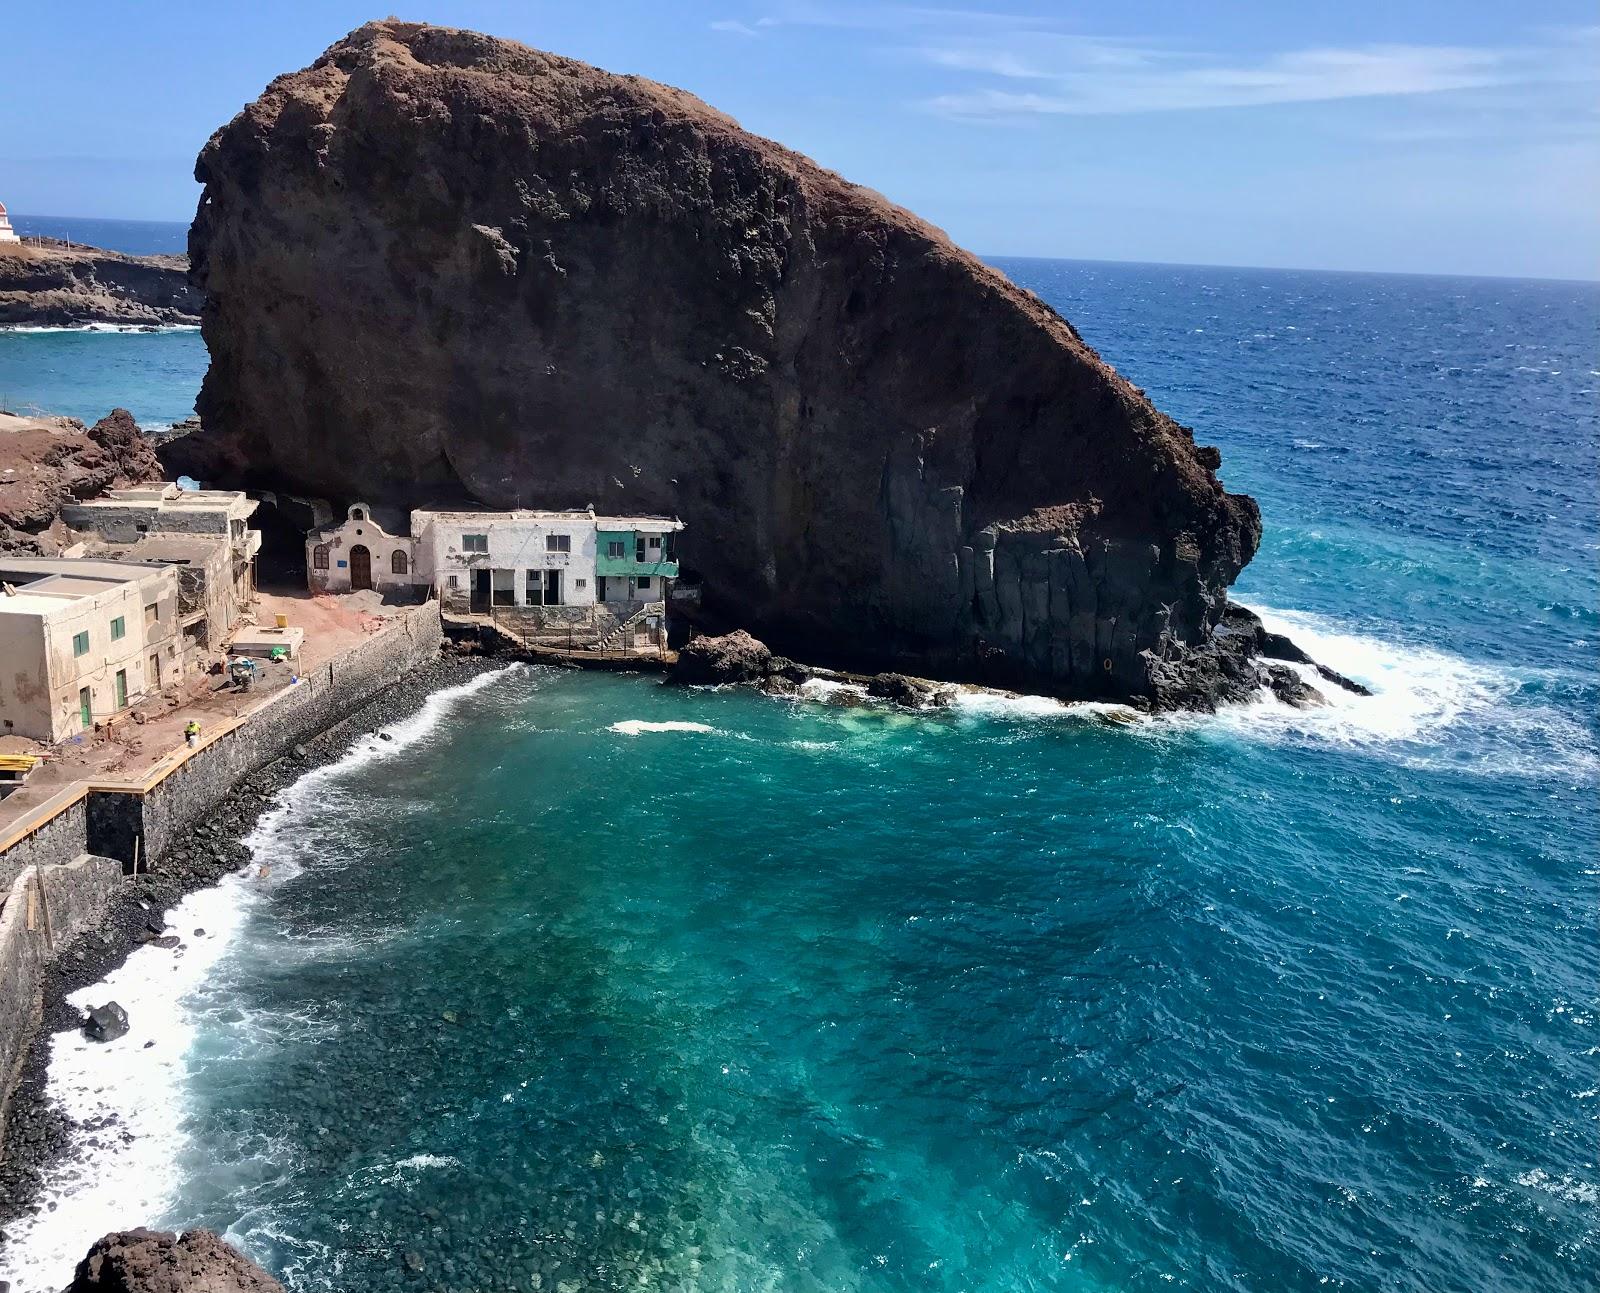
[0,665,522,1290]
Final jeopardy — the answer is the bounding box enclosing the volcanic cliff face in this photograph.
[180,19,1266,706]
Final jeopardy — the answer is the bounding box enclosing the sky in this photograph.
[1,1,1596,280]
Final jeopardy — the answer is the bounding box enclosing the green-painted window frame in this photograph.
[111,616,126,641]
[73,630,90,657]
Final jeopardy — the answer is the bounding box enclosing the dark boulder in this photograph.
[176,18,1271,709]
[68,1228,285,1292]
[1265,663,1327,709]
[866,672,951,709]
[672,630,772,685]
[82,1003,129,1043]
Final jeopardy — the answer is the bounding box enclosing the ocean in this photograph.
[1,228,1596,1292]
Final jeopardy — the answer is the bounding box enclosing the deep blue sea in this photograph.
[2,226,1596,1293]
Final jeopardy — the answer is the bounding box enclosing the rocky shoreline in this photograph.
[0,240,199,330]
[0,652,504,1264]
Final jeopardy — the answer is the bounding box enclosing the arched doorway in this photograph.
[349,544,372,590]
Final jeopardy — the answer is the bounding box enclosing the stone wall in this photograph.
[0,854,122,1130]
[96,601,443,867]
[0,603,444,1131]
[0,795,88,896]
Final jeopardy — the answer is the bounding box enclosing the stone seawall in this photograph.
[0,602,444,1126]
[0,855,123,1132]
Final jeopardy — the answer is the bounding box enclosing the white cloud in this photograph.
[922,43,1512,119]
[710,19,761,37]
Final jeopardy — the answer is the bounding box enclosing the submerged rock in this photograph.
[68,1227,285,1291]
[82,1003,129,1043]
[176,18,1273,709]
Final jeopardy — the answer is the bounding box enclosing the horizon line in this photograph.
[12,210,1598,289]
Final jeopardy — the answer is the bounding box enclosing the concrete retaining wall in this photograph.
[0,796,88,896]
[0,603,444,1138]
[0,854,122,1134]
[89,601,443,867]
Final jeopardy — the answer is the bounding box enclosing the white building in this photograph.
[0,557,183,742]
[0,201,18,245]
[305,504,684,644]
[60,483,261,641]
[410,508,604,613]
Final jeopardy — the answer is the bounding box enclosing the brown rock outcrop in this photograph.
[0,407,163,550]
[176,19,1278,707]
[67,1228,284,1292]
[0,241,199,328]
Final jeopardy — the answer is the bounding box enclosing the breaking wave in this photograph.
[0,665,521,1290]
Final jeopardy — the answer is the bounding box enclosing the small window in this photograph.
[636,576,653,592]
[351,507,367,520]
[391,550,409,575]
[145,602,159,625]
[575,578,587,590]
[607,540,627,559]
[647,536,662,552]
[448,575,459,589]
[546,534,571,554]
[636,536,646,563]
[73,630,90,657]
[462,533,489,553]
[313,544,330,570]
[110,616,126,641]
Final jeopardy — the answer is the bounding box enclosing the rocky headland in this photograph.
[65,1227,285,1292]
[0,240,199,329]
[162,18,1347,711]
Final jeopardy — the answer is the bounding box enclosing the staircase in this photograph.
[589,601,665,651]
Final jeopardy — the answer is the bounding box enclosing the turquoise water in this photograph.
[1,212,205,430]
[2,246,1597,1291]
[0,328,205,430]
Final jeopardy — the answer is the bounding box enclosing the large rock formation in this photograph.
[0,240,199,328]
[0,408,164,551]
[67,1228,285,1292]
[176,19,1280,707]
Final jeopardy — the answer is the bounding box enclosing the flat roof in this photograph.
[0,555,163,584]
[596,516,685,532]
[105,534,225,562]
[411,507,596,522]
[22,574,125,596]
[0,591,76,617]
[76,484,256,514]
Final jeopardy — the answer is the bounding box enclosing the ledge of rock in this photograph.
[0,240,199,328]
[67,1228,284,1293]
[174,18,1350,710]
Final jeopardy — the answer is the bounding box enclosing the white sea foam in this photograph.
[1211,604,1506,747]
[948,689,1141,724]
[1187,606,1597,779]
[610,719,715,736]
[0,665,520,1290]
[0,322,200,335]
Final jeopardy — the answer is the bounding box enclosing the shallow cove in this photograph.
[8,633,1597,1292]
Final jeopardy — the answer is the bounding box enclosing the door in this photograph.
[470,568,491,613]
[78,687,92,730]
[349,544,373,591]
[149,654,160,688]
[114,669,128,709]
[544,569,563,607]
